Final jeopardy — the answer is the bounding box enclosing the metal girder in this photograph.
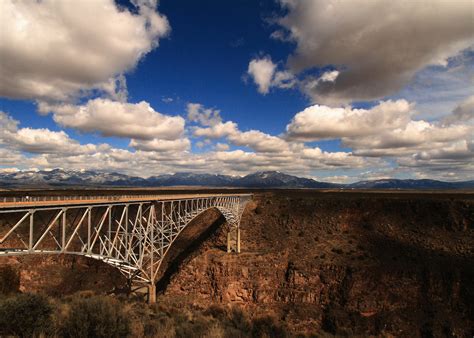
[0,194,251,288]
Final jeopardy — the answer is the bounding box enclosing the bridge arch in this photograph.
[0,194,251,302]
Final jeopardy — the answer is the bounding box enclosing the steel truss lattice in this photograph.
[0,194,251,290]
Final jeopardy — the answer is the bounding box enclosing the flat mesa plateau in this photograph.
[1,189,473,337]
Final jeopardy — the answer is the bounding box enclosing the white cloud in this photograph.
[129,138,190,152]
[191,105,290,153]
[319,71,339,83]
[276,0,474,104]
[0,111,18,133]
[284,97,474,178]
[187,103,222,126]
[271,70,296,89]
[3,104,376,178]
[10,128,101,155]
[286,100,413,141]
[0,111,103,155]
[247,56,296,94]
[193,121,239,139]
[0,148,27,166]
[38,99,185,140]
[0,0,169,101]
[301,147,367,168]
[342,98,473,160]
[228,130,289,153]
[215,143,230,151]
[348,121,472,156]
[247,57,276,94]
[413,140,473,161]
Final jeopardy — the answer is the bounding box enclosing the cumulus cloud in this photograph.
[187,103,222,126]
[247,57,295,94]
[286,100,413,141]
[284,97,474,178]
[0,111,103,155]
[301,147,367,168]
[38,99,185,140]
[396,140,474,181]
[1,102,385,179]
[247,57,276,94]
[193,121,239,139]
[342,98,473,160]
[413,140,473,162]
[0,0,169,101]
[191,104,290,153]
[0,148,25,166]
[276,0,474,104]
[228,130,290,153]
[348,121,471,154]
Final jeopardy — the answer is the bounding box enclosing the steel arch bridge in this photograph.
[0,193,251,302]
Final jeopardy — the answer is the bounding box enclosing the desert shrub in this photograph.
[0,293,53,337]
[251,316,288,338]
[143,316,176,337]
[203,322,225,338]
[228,307,252,333]
[61,295,130,338]
[142,309,176,337]
[203,304,228,321]
[0,265,20,295]
[174,316,211,337]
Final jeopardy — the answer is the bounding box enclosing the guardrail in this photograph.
[0,193,251,204]
[0,195,165,203]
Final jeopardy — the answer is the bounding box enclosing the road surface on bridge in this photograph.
[0,193,251,209]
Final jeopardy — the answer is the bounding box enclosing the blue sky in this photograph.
[115,0,306,136]
[0,0,473,182]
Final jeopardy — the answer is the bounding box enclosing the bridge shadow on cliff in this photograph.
[155,208,227,293]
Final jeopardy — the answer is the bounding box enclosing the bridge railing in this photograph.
[0,194,162,203]
[0,194,252,204]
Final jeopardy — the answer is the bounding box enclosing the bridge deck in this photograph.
[0,193,252,210]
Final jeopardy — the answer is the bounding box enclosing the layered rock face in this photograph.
[161,191,474,336]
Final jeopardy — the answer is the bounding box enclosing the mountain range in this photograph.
[0,169,473,189]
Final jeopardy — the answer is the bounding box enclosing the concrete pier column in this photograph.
[148,283,156,304]
[237,227,240,253]
[227,227,241,253]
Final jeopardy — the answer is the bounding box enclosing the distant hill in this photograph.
[348,179,474,189]
[0,169,472,189]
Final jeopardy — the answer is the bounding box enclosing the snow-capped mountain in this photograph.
[0,169,146,187]
[234,171,337,188]
[147,172,235,187]
[0,169,472,189]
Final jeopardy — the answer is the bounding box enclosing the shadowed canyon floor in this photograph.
[1,190,473,336]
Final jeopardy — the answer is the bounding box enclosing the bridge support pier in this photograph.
[227,227,240,253]
[148,283,156,304]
